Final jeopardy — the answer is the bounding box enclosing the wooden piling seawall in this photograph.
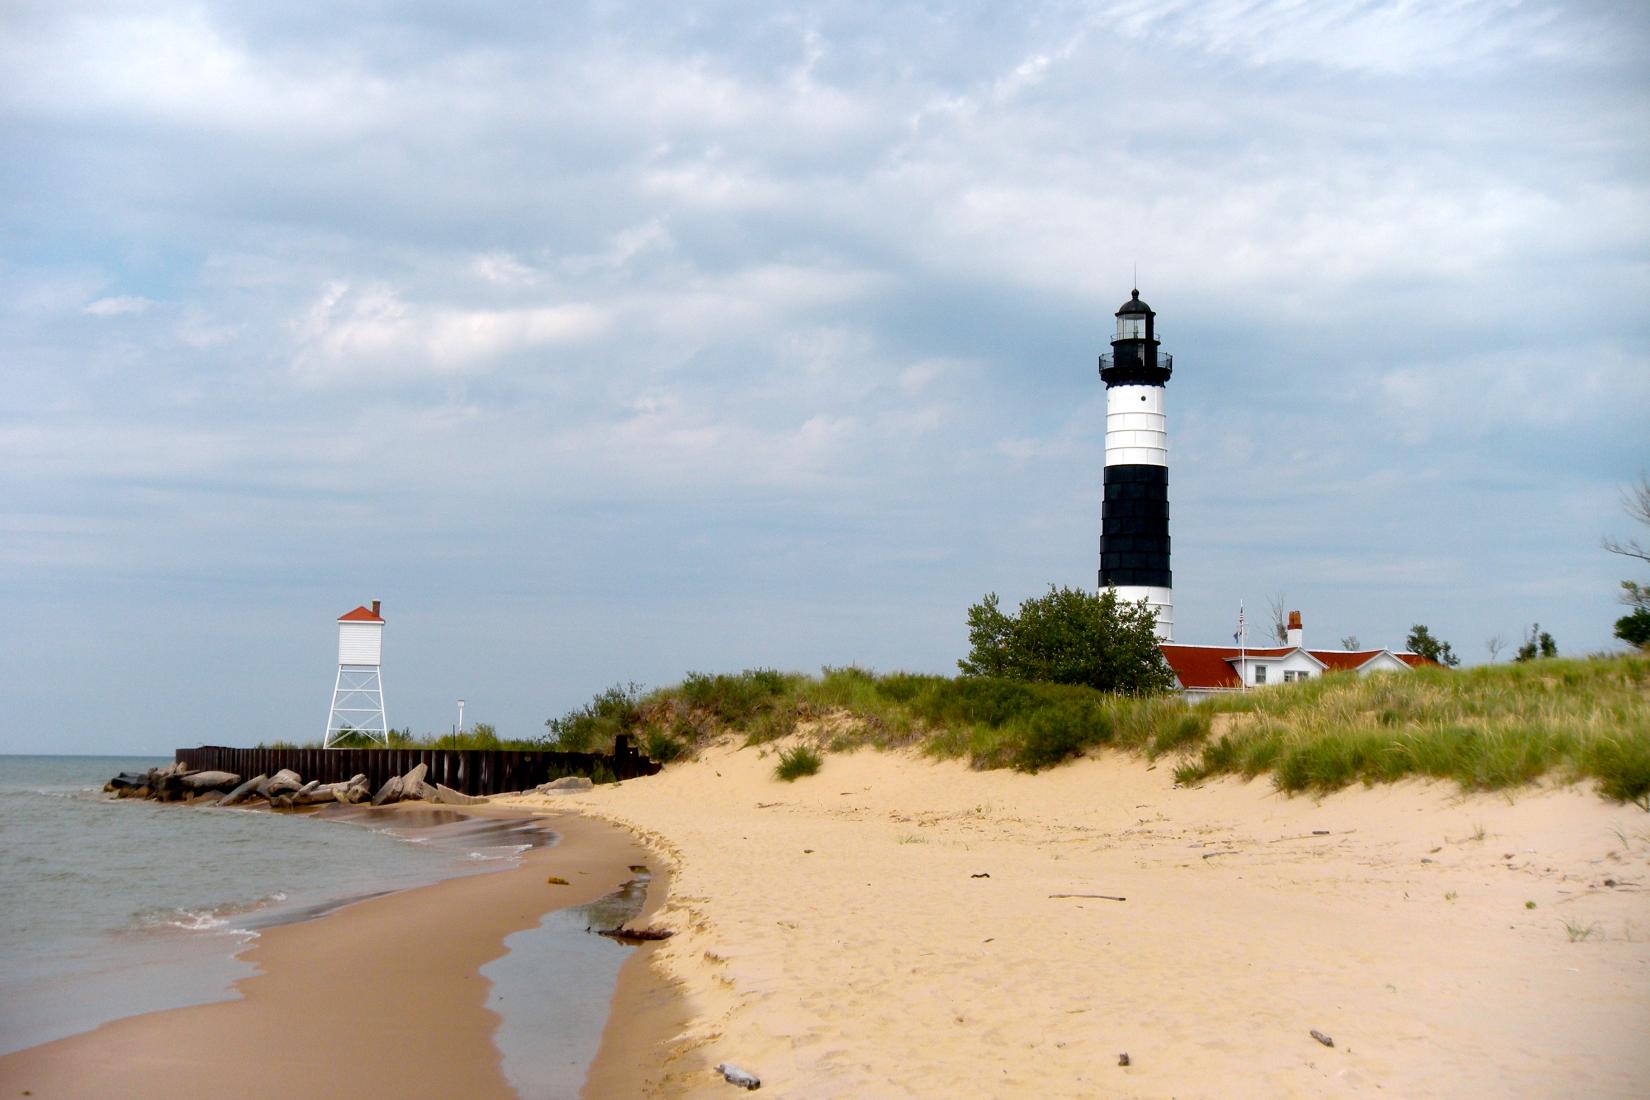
[174,735,658,797]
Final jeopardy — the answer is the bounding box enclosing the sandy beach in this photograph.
[516,738,1650,1098]
[5,750,1645,1099]
[0,805,654,1099]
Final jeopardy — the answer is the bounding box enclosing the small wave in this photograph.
[131,892,289,936]
[168,909,231,932]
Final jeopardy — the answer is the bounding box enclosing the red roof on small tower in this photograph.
[338,603,384,623]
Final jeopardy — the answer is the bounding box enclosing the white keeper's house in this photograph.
[1158,611,1437,703]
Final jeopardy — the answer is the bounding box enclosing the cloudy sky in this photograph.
[3,1,1647,754]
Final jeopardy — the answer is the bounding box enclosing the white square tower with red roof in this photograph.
[324,600,388,748]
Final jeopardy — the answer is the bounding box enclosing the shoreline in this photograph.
[0,802,657,1099]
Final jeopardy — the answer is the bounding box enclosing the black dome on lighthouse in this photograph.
[1116,289,1153,316]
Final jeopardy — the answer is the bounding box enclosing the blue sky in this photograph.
[3,1,1647,754]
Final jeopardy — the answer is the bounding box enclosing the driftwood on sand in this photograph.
[594,925,675,943]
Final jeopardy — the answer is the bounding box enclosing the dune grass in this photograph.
[774,745,823,781]
[1176,655,1650,804]
[610,654,1650,806]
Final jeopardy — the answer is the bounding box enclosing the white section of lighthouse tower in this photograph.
[1106,382,1173,637]
[1098,289,1174,641]
[324,601,388,748]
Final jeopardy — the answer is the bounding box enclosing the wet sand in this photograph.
[0,805,653,1099]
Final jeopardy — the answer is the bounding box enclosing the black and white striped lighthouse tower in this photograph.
[1098,288,1174,640]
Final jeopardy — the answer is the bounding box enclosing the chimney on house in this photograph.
[372,600,381,617]
[1286,610,1303,648]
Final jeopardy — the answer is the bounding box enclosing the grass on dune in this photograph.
[609,654,1650,806]
[1178,655,1650,804]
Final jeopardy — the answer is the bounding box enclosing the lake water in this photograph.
[0,755,640,1095]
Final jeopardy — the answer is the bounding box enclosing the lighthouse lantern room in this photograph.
[324,600,388,748]
[1098,289,1174,640]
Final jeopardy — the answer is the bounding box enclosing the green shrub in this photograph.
[1586,735,1650,809]
[1009,697,1111,772]
[744,703,803,745]
[641,726,687,764]
[544,683,644,752]
[681,669,790,725]
[911,676,1040,729]
[775,745,822,781]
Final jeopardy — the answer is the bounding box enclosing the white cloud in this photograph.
[82,295,156,316]
[1102,0,1590,76]
[470,252,542,288]
[290,282,609,376]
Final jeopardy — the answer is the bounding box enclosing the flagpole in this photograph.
[1238,601,1247,692]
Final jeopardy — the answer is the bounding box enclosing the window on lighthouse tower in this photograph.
[1116,314,1146,340]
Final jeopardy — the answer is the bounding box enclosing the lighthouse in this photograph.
[324,600,388,748]
[1098,289,1174,640]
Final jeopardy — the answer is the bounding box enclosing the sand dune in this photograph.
[506,738,1650,1098]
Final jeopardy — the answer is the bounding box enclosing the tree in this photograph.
[1340,634,1361,651]
[1604,471,1650,648]
[1268,591,1290,644]
[959,585,1176,695]
[1617,609,1650,649]
[1405,624,1460,667]
[1485,635,1506,663]
[1514,623,1557,663]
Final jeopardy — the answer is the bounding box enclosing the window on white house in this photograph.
[1254,666,1267,684]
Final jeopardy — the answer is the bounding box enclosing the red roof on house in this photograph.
[1158,645,1245,689]
[1160,643,1438,689]
[1311,649,1388,671]
[338,605,384,623]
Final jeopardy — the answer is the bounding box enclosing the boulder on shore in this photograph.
[178,770,241,791]
[432,783,486,806]
[536,776,594,794]
[291,781,352,806]
[370,775,404,806]
[216,774,268,807]
[261,769,303,798]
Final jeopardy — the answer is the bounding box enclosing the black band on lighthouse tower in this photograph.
[1098,288,1174,640]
